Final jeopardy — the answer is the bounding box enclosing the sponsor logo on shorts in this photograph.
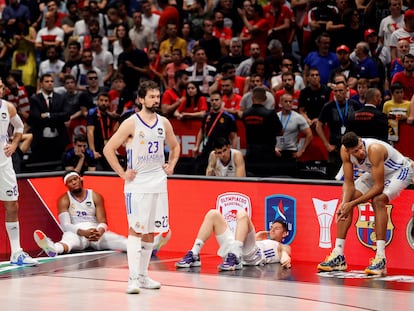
[312,198,338,248]
[356,203,394,250]
[265,195,296,245]
[216,192,251,234]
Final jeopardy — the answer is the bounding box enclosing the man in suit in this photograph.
[346,88,388,142]
[28,73,70,163]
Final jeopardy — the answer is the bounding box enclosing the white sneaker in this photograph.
[10,250,38,266]
[126,278,140,294]
[33,230,57,257]
[139,275,161,289]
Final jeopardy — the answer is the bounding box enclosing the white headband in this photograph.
[63,172,81,184]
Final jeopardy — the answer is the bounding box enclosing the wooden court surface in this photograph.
[1,250,413,311]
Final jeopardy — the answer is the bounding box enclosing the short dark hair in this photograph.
[341,131,360,148]
[212,137,230,149]
[174,70,188,82]
[73,134,87,144]
[271,219,288,232]
[138,80,160,98]
[390,82,404,93]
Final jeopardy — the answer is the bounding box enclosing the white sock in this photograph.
[55,243,64,254]
[127,235,141,279]
[191,238,204,255]
[333,238,345,255]
[231,240,243,258]
[6,222,22,254]
[376,240,386,258]
[139,241,153,277]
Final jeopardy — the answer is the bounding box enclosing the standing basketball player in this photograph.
[103,80,180,294]
[318,132,413,276]
[0,78,37,266]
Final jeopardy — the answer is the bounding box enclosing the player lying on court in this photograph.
[175,209,291,271]
[33,171,127,256]
[318,132,414,276]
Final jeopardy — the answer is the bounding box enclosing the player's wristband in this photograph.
[97,223,108,232]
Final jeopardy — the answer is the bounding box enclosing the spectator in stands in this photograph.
[197,18,222,66]
[4,74,30,130]
[161,70,189,118]
[390,9,414,60]
[239,73,275,118]
[346,88,388,142]
[174,81,208,120]
[35,11,64,60]
[221,76,242,117]
[79,18,109,51]
[159,22,187,66]
[328,72,358,101]
[87,92,118,171]
[383,82,411,142]
[242,86,283,177]
[10,17,37,96]
[298,68,331,127]
[264,0,293,53]
[212,10,233,56]
[303,32,339,85]
[108,73,133,116]
[218,37,247,72]
[71,49,104,91]
[236,42,261,77]
[391,53,414,101]
[193,90,238,175]
[28,73,70,163]
[316,82,360,178]
[163,49,188,89]
[141,0,160,37]
[378,0,404,50]
[206,137,246,177]
[91,34,114,87]
[329,45,359,90]
[62,74,81,121]
[186,46,217,98]
[275,93,313,176]
[38,45,65,90]
[187,0,210,41]
[73,4,93,39]
[181,20,196,64]
[214,0,243,36]
[60,40,82,81]
[389,38,409,79]
[63,134,97,173]
[275,71,301,110]
[61,0,80,43]
[112,24,128,70]
[41,0,67,29]
[238,1,269,58]
[117,36,149,94]
[157,0,180,41]
[129,10,154,52]
[350,78,369,107]
[78,70,109,113]
[271,57,305,93]
[2,0,31,36]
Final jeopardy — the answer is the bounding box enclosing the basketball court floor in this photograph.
[1,250,413,311]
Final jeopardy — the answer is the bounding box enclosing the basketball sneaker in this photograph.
[218,252,242,271]
[126,278,140,294]
[317,251,347,272]
[138,275,161,289]
[33,229,58,257]
[10,250,38,266]
[364,256,386,276]
[175,251,201,268]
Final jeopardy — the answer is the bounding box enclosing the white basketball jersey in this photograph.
[350,138,411,178]
[0,100,11,166]
[67,189,98,230]
[125,113,167,194]
[255,239,281,264]
[214,149,237,177]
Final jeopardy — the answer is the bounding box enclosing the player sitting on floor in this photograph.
[33,171,127,256]
[175,209,291,271]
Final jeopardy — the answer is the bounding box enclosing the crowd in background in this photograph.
[0,0,414,178]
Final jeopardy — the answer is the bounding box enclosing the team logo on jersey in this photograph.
[312,198,338,248]
[139,131,145,139]
[356,203,394,250]
[157,128,163,136]
[265,195,296,245]
[407,216,414,250]
[155,220,162,228]
[216,192,251,234]
[1,112,7,120]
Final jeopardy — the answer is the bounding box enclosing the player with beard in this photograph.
[318,132,414,276]
[103,80,180,294]
[33,170,127,257]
